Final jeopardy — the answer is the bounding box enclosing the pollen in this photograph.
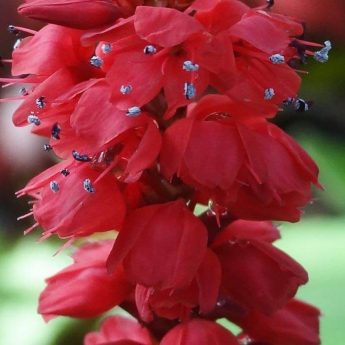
[101,43,112,54]
[269,54,285,64]
[60,169,70,177]
[264,88,275,100]
[120,85,133,95]
[126,106,141,116]
[183,60,199,72]
[143,45,157,55]
[314,40,332,63]
[27,113,40,126]
[43,144,52,151]
[83,179,95,193]
[51,123,61,140]
[184,82,196,100]
[49,181,59,193]
[36,96,46,109]
[90,55,103,68]
[72,150,91,162]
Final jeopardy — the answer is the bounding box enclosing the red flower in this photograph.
[135,249,221,322]
[107,199,208,290]
[160,319,239,345]
[160,95,320,221]
[84,315,153,345]
[236,299,321,345]
[18,160,126,238]
[39,241,132,320]
[212,224,308,314]
[18,0,125,29]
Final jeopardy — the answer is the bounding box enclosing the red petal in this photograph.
[84,315,152,345]
[212,220,280,247]
[237,299,320,345]
[134,6,203,47]
[12,25,92,76]
[230,13,290,53]
[107,200,208,290]
[215,240,308,314]
[160,319,239,345]
[39,241,131,319]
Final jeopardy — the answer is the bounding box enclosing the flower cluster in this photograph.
[2,0,330,343]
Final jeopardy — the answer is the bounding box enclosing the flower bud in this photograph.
[18,0,123,29]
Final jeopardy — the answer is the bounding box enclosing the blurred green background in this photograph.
[0,0,345,344]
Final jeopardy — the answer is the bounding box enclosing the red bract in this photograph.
[160,319,239,345]
[236,299,321,345]
[18,161,126,238]
[39,241,132,320]
[18,0,124,29]
[84,315,153,345]
[107,200,208,290]
[160,95,320,221]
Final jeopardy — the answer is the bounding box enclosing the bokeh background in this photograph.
[0,0,344,344]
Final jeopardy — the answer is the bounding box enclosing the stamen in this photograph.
[90,55,103,68]
[184,82,196,100]
[101,43,112,54]
[269,54,285,64]
[72,150,91,162]
[282,97,295,107]
[83,178,95,193]
[61,168,70,176]
[126,106,141,117]
[43,144,52,151]
[49,181,59,193]
[27,112,40,126]
[183,60,199,72]
[143,45,157,55]
[24,222,39,235]
[51,123,61,140]
[314,40,332,63]
[35,96,46,109]
[120,85,133,95]
[264,88,275,100]
[7,25,37,35]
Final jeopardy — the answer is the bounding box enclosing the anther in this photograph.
[61,168,70,176]
[266,0,274,8]
[143,45,157,55]
[49,181,59,193]
[269,54,285,64]
[83,179,95,193]
[314,40,332,63]
[35,96,46,109]
[184,82,196,100]
[101,43,112,54]
[126,106,141,116]
[51,123,61,140]
[72,150,91,162]
[90,55,103,68]
[294,98,311,112]
[43,144,52,151]
[13,39,22,50]
[8,25,19,35]
[27,113,40,126]
[120,85,133,95]
[183,60,199,72]
[20,87,29,96]
[264,88,275,100]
